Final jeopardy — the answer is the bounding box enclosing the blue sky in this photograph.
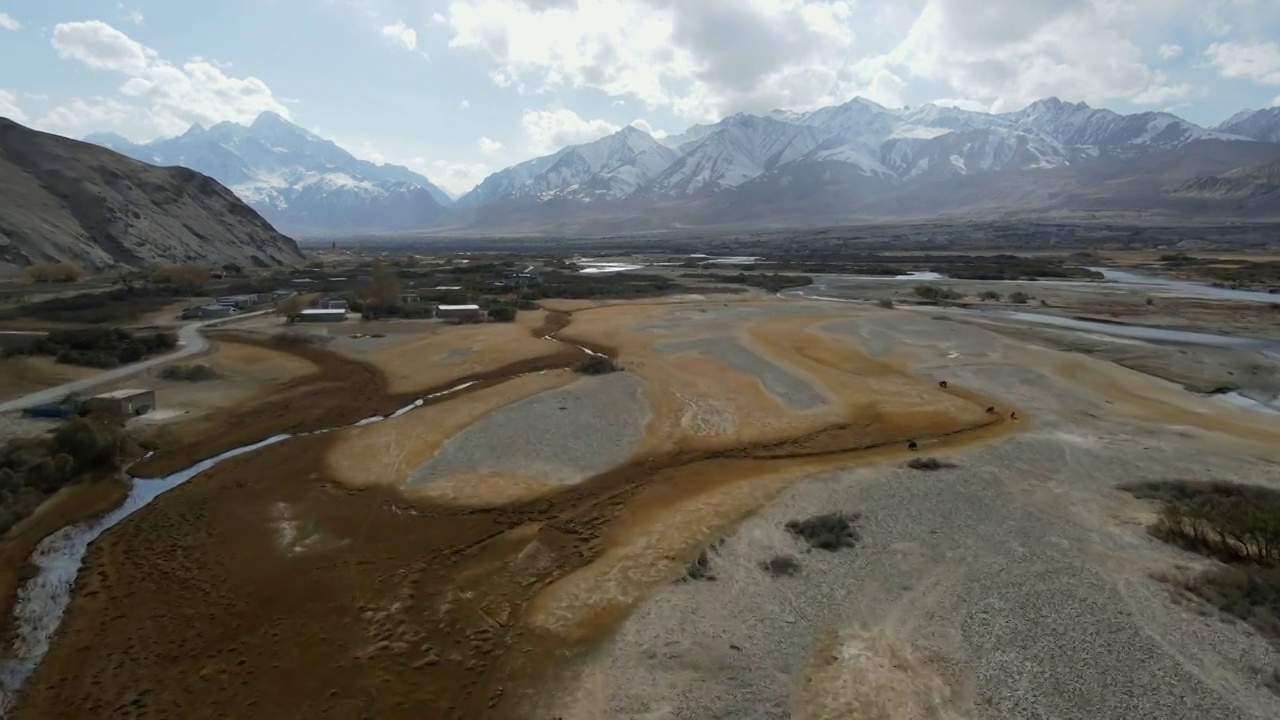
[2,0,1279,194]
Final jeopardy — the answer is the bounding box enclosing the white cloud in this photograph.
[477,136,505,154]
[432,12,447,24]
[1274,95,1280,107]
[118,4,145,25]
[929,97,990,112]
[443,0,1271,121]
[23,92,49,101]
[446,0,876,121]
[0,89,25,122]
[1131,81,1195,105]
[37,97,132,133]
[381,20,418,50]
[52,20,153,74]
[0,12,20,31]
[521,108,619,154]
[425,159,490,194]
[1158,44,1182,59]
[629,118,667,139]
[459,99,471,109]
[1205,41,1280,85]
[47,21,288,139]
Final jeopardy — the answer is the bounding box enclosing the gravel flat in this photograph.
[405,372,650,488]
[658,336,828,411]
[552,311,1280,720]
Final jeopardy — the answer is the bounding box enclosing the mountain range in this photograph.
[85,112,453,234]
[82,100,1280,234]
[0,118,303,272]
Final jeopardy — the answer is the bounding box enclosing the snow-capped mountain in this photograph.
[1214,107,1280,144]
[457,125,678,206]
[84,112,451,233]
[463,96,1258,218]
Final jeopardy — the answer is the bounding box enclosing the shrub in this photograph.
[574,354,619,375]
[1123,480,1280,644]
[159,363,222,382]
[26,262,86,283]
[17,327,176,368]
[907,457,956,471]
[980,291,1002,301]
[1008,291,1030,304]
[152,264,210,293]
[877,298,894,309]
[912,285,962,302]
[0,418,134,534]
[684,549,715,581]
[761,555,802,577]
[273,331,333,346]
[786,512,861,551]
[487,306,517,322]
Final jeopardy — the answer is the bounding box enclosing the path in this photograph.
[0,310,273,413]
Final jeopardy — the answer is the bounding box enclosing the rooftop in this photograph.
[93,388,153,400]
[300,308,348,314]
[437,304,481,311]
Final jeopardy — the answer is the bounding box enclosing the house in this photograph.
[436,304,482,320]
[199,304,236,319]
[400,293,421,304]
[319,297,349,310]
[297,308,348,323]
[85,389,156,416]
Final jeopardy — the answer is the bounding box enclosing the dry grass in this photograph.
[786,513,862,551]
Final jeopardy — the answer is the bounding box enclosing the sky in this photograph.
[2,1,1280,196]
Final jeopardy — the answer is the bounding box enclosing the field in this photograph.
[3,239,1280,720]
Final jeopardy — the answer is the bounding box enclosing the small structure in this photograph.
[436,304,482,320]
[400,293,421,305]
[319,298,349,311]
[199,304,236,319]
[297,308,348,323]
[85,389,156,416]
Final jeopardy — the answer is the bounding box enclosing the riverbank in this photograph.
[0,477,129,648]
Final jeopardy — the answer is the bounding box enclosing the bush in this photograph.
[913,285,962,302]
[0,418,134,534]
[15,327,176,368]
[980,291,1002,301]
[684,549,715,581]
[877,298,894,309]
[26,262,86,283]
[574,354,619,375]
[786,512,861,551]
[273,331,334,346]
[906,457,956,471]
[1124,480,1280,645]
[1122,480,1280,565]
[487,306,517,322]
[761,555,802,577]
[159,363,222,382]
[1008,291,1030,304]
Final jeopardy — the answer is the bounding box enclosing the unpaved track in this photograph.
[11,305,1010,720]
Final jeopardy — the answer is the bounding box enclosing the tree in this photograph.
[152,264,210,295]
[369,260,402,307]
[276,294,306,317]
[26,262,85,283]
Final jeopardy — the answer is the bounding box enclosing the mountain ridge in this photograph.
[86,113,453,234]
[1,117,304,271]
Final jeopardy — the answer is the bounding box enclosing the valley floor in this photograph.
[3,286,1279,719]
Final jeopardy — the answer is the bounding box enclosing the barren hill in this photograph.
[0,118,304,273]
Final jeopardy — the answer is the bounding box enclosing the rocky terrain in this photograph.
[0,118,304,272]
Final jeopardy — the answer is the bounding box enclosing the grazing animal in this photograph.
[907,441,918,451]
[986,406,996,414]
[938,381,948,388]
